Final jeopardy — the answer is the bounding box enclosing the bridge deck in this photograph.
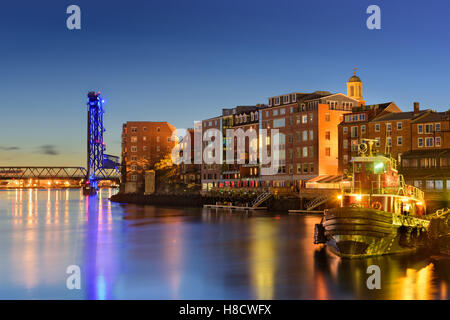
[0,167,119,181]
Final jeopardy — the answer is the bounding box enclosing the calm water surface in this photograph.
[0,189,449,299]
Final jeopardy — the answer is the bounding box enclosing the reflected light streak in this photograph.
[250,222,276,300]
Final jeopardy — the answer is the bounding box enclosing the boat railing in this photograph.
[342,180,424,201]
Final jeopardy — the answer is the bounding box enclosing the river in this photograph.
[0,189,448,299]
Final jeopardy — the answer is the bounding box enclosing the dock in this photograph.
[203,204,267,211]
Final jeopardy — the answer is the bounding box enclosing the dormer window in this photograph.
[283,95,290,104]
[268,98,273,106]
[291,94,296,102]
[274,97,281,106]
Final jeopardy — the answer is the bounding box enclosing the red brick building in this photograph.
[121,121,176,192]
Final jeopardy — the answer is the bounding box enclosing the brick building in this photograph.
[179,128,202,186]
[401,107,450,192]
[121,121,176,192]
[338,102,403,172]
[261,91,360,188]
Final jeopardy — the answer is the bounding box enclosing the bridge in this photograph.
[0,91,121,193]
[0,166,119,182]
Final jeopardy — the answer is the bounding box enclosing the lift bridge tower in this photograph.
[84,91,120,195]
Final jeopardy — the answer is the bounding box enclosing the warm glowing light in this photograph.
[356,194,362,201]
[417,201,423,206]
[337,195,342,200]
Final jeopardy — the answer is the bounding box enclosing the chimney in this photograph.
[414,102,420,114]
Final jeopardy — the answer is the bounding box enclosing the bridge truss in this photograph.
[0,167,119,182]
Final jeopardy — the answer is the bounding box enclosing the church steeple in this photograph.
[346,68,365,105]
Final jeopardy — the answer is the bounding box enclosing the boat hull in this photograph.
[322,207,427,258]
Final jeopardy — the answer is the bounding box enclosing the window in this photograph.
[156,136,160,142]
[302,115,308,124]
[343,140,348,149]
[296,147,301,158]
[303,147,308,158]
[325,148,331,156]
[291,94,297,102]
[274,97,280,105]
[265,111,270,117]
[386,123,392,132]
[288,134,293,143]
[447,180,450,190]
[143,136,147,141]
[131,136,137,142]
[436,123,441,132]
[283,95,290,104]
[157,127,161,132]
[302,131,308,141]
[361,125,366,134]
[418,138,423,147]
[131,165,137,171]
[156,146,160,152]
[273,118,285,128]
[426,180,435,190]
[309,130,314,140]
[425,124,433,133]
[397,122,403,130]
[273,109,279,116]
[296,163,301,173]
[435,180,444,190]
[425,137,434,147]
[325,113,330,122]
[130,175,137,181]
[280,108,286,115]
[325,131,330,140]
[343,127,348,134]
[359,114,365,121]
[131,156,137,161]
[131,127,138,133]
[375,123,380,132]
[131,146,137,152]
[309,113,313,122]
[308,146,314,157]
[414,180,422,189]
[436,137,441,147]
[387,137,392,147]
[343,155,348,163]
[296,115,301,124]
[397,136,402,146]
[418,124,423,134]
[351,126,358,138]
[296,131,301,141]
[375,138,380,147]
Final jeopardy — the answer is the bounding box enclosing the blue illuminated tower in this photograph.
[85,91,106,193]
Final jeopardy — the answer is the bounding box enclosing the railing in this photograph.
[342,179,424,200]
[0,167,120,181]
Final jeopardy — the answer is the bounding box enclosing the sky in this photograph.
[0,0,449,166]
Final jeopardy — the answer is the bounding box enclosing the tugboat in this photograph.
[314,139,431,258]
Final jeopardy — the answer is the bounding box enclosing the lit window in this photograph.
[425,137,434,147]
[325,148,331,156]
[386,123,392,132]
[436,137,441,147]
[436,123,441,132]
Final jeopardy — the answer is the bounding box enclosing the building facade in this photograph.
[121,121,176,192]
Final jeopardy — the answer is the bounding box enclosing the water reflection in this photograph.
[0,189,449,299]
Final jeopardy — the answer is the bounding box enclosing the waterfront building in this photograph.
[121,121,176,193]
[179,128,202,186]
[401,108,450,192]
[261,89,360,188]
[201,116,222,190]
[338,101,402,172]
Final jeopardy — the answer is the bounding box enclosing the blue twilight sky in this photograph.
[0,0,449,166]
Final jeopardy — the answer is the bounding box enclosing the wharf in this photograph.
[203,204,267,211]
